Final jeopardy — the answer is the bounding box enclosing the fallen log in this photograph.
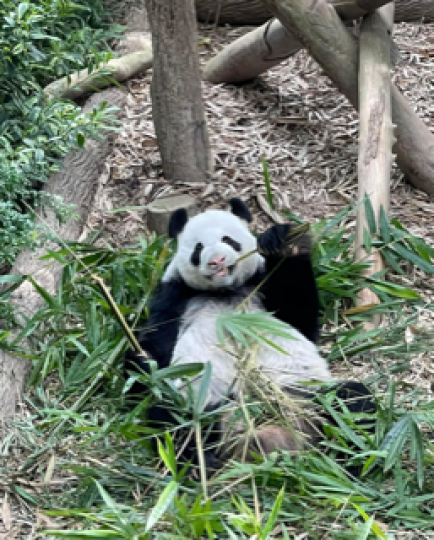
[203,0,394,84]
[195,0,434,25]
[0,88,127,418]
[356,4,395,327]
[44,50,152,101]
[258,0,434,196]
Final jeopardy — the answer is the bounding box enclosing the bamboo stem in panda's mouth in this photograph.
[235,222,311,264]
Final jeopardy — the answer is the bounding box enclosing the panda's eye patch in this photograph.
[191,242,203,266]
[222,235,241,252]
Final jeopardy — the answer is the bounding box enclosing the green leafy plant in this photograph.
[1,198,433,539]
[0,0,122,269]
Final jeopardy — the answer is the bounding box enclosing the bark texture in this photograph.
[260,0,434,196]
[0,88,126,418]
[147,0,212,183]
[195,0,434,25]
[356,4,395,325]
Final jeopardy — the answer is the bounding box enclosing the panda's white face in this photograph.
[164,209,264,290]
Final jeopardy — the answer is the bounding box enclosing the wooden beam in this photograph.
[196,0,434,25]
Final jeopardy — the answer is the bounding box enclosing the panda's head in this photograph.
[163,198,264,290]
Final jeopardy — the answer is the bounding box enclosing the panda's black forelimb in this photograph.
[256,223,320,344]
[124,278,196,395]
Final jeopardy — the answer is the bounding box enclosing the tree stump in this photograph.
[147,194,198,236]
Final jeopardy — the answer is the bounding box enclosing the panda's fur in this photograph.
[125,199,375,472]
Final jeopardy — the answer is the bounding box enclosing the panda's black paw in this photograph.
[204,450,221,473]
[188,451,221,480]
[258,224,311,259]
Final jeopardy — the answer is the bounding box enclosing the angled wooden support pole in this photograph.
[259,0,434,196]
[203,0,393,84]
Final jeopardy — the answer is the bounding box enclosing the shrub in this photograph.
[0,0,122,265]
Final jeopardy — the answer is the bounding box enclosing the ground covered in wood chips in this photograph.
[2,6,434,540]
[87,13,433,249]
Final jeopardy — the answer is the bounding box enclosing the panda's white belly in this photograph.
[172,296,333,406]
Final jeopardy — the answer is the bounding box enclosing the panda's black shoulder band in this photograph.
[169,208,189,238]
[229,198,252,223]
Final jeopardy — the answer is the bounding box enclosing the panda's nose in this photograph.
[208,255,226,269]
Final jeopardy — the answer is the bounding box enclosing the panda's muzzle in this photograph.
[206,254,236,279]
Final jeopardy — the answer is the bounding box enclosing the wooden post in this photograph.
[259,0,434,196]
[356,4,395,327]
[146,0,212,183]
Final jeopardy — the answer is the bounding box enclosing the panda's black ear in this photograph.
[168,208,189,238]
[229,198,252,223]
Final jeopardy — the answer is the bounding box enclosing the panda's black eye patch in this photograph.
[191,242,203,266]
[222,235,241,252]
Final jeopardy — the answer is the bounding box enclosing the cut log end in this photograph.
[147,194,198,236]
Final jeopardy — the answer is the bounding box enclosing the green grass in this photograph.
[1,201,434,539]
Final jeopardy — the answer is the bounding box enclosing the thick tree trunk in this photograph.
[203,0,393,84]
[356,4,395,327]
[147,0,212,183]
[0,89,126,418]
[260,0,434,196]
[195,0,434,25]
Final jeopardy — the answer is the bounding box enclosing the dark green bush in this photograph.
[0,0,123,266]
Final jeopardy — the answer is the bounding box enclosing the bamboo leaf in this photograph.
[194,361,212,416]
[382,248,405,275]
[380,415,412,471]
[156,362,204,381]
[391,243,434,275]
[363,194,377,234]
[157,436,177,476]
[262,485,285,538]
[363,227,372,254]
[27,276,63,310]
[145,480,178,532]
[353,503,386,539]
[378,205,390,243]
[370,281,420,300]
[410,421,425,489]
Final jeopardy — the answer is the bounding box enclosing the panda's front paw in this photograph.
[204,450,221,473]
[258,224,311,259]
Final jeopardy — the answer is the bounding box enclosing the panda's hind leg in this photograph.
[318,381,376,418]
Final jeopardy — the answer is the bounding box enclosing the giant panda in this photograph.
[125,198,375,472]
